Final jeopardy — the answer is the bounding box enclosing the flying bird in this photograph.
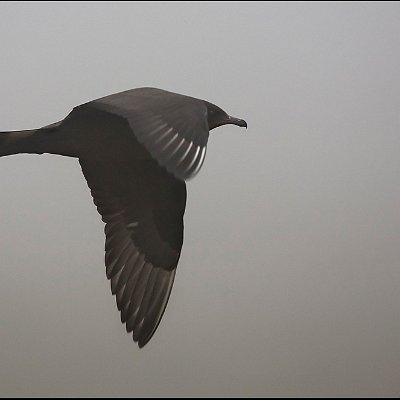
[0,87,247,347]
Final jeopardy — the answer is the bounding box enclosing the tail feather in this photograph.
[0,129,38,157]
[0,121,63,157]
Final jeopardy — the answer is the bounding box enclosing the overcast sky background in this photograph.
[0,2,399,397]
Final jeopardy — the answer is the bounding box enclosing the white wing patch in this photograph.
[168,137,186,158]
[191,146,207,177]
[176,141,193,165]
[154,127,174,144]
[185,145,200,173]
[136,114,208,180]
[161,132,179,152]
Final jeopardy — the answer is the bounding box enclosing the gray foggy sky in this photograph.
[0,1,399,397]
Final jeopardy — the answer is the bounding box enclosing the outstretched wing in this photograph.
[79,157,187,347]
[88,87,209,181]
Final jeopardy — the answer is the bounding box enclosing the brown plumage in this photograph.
[0,87,247,347]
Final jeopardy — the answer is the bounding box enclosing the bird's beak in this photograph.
[227,115,247,129]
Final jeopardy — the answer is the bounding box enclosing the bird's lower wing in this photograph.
[79,158,187,347]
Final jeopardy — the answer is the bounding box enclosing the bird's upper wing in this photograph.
[79,157,187,347]
[87,88,209,181]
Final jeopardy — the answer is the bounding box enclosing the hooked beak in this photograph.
[227,115,247,129]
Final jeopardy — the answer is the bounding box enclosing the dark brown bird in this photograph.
[0,87,247,347]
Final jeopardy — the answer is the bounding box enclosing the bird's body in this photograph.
[0,87,246,347]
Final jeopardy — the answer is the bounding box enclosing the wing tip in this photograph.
[127,268,177,348]
[137,335,151,349]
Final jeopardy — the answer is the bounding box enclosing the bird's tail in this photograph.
[0,129,38,157]
[0,121,63,158]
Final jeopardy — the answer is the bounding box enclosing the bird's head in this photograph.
[204,101,247,131]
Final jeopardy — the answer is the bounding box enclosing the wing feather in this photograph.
[79,157,186,347]
[89,87,210,180]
